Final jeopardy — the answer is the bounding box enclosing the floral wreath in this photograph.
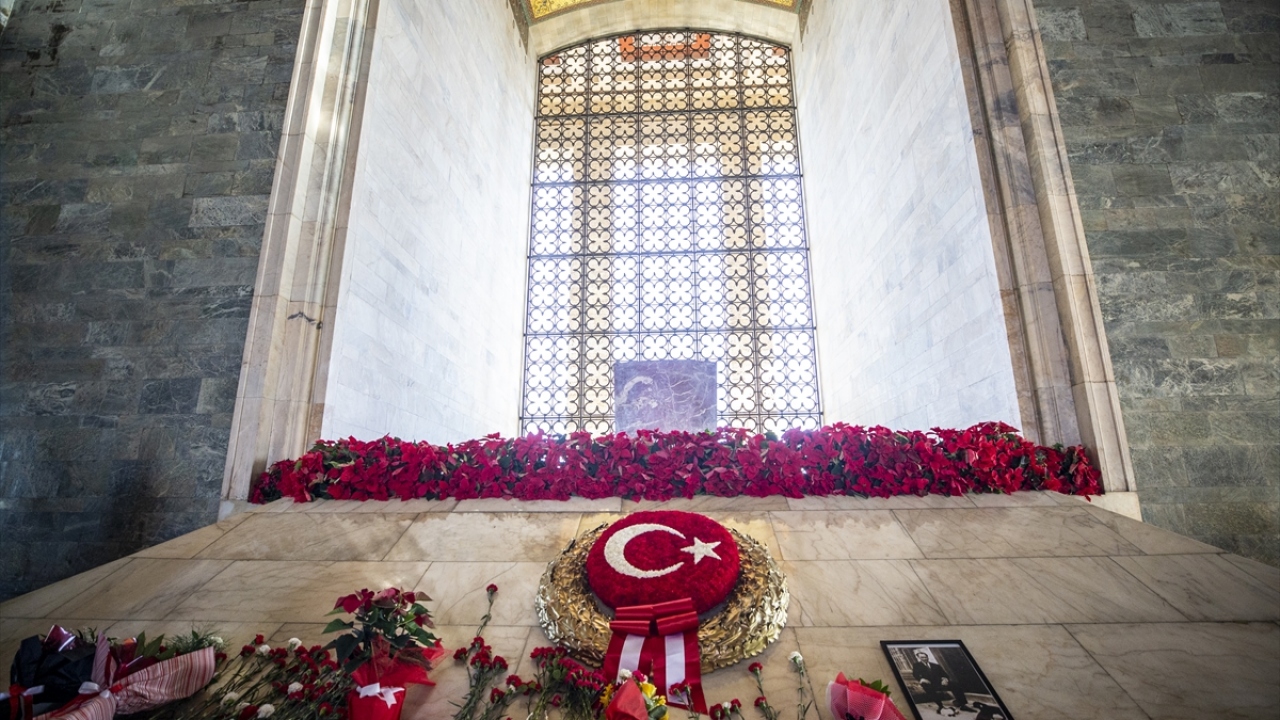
[584,510,742,614]
[535,521,789,672]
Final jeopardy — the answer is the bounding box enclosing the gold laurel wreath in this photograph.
[535,524,789,673]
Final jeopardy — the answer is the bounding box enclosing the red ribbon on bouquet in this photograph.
[34,635,215,720]
[602,599,706,714]
[827,673,907,720]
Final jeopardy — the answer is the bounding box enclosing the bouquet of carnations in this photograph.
[324,587,445,720]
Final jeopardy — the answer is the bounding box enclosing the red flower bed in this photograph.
[585,511,741,613]
[249,422,1102,504]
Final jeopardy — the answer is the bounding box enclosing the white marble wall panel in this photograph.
[794,0,1021,430]
[323,0,534,442]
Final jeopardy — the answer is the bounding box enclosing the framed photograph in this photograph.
[880,640,1013,720]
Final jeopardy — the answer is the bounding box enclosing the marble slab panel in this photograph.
[107,619,276,656]
[967,490,1063,507]
[383,513,582,562]
[415,561,548,627]
[195,512,417,561]
[132,514,252,559]
[576,512,623,536]
[1082,504,1224,555]
[50,558,233,621]
[0,557,132,618]
[1112,554,1280,621]
[300,498,460,513]
[784,494,977,511]
[792,625,1150,720]
[454,497,622,513]
[630,495,791,512]
[702,511,783,559]
[910,557,1187,624]
[783,560,948,627]
[1222,553,1280,591]
[770,510,924,560]
[1067,622,1280,719]
[167,560,431,622]
[894,506,1144,558]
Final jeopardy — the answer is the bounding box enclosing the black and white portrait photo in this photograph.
[881,641,1013,720]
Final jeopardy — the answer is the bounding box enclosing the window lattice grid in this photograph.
[522,31,821,436]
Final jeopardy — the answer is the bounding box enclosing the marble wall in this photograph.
[1032,0,1278,563]
[321,0,534,442]
[0,0,305,599]
[794,0,1023,431]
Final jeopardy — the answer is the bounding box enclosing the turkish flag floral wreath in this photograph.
[536,510,789,711]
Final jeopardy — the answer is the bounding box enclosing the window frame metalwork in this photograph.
[520,30,823,435]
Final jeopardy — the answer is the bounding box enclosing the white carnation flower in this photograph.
[256,644,271,656]
[257,704,276,718]
[220,691,242,706]
[618,668,633,681]
[287,638,302,650]
[287,682,304,694]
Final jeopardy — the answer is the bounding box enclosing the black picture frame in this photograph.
[880,640,1014,720]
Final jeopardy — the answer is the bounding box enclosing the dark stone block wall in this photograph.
[1034,0,1278,563]
[0,0,304,599]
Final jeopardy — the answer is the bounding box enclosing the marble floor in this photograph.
[2,492,1277,719]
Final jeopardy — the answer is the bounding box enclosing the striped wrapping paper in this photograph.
[34,637,216,720]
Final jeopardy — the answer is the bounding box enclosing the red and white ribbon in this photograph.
[603,599,707,714]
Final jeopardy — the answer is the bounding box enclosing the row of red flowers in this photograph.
[249,421,1102,504]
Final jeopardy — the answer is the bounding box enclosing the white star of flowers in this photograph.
[679,537,722,564]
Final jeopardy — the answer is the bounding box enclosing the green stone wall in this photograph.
[0,0,305,599]
[1034,0,1278,563]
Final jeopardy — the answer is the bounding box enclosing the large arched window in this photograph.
[521,31,821,435]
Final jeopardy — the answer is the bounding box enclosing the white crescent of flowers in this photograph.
[603,522,723,579]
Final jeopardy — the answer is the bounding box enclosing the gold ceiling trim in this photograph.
[530,0,798,22]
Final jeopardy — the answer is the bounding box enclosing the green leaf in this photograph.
[330,633,359,665]
[322,618,354,634]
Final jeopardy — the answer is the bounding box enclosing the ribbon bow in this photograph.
[355,683,404,708]
[603,598,707,714]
